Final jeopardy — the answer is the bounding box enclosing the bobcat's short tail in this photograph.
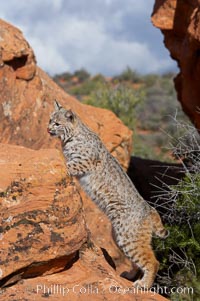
[150,208,169,238]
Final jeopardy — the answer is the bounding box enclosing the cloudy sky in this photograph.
[1,0,177,76]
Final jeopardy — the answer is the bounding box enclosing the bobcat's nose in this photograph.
[47,127,53,134]
[47,128,56,136]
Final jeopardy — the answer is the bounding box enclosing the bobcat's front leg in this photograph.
[66,160,86,177]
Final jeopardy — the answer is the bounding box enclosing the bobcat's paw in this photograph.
[133,279,151,290]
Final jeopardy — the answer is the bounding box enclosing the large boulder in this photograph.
[0,143,167,301]
[0,19,132,170]
[151,0,200,129]
[0,143,88,285]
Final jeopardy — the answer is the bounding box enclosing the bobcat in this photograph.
[48,100,168,288]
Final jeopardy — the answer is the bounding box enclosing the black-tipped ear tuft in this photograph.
[54,100,62,111]
[65,110,75,122]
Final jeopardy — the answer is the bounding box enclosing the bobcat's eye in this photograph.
[54,122,60,126]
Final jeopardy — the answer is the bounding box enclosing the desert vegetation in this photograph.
[152,120,200,300]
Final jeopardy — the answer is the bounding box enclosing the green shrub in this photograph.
[69,80,98,97]
[84,82,145,130]
[153,122,200,300]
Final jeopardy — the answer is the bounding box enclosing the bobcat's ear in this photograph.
[65,110,75,123]
[54,100,62,111]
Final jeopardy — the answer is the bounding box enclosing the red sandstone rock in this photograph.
[0,19,36,80]
[0,19,132,170]
[0,242,167,301]
[0,143,88,285]
[152,0,200,129]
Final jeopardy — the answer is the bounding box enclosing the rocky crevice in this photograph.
[4,54,28,71]
[0,252,79,289]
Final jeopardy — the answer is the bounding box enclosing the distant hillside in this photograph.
[53,67,190,161]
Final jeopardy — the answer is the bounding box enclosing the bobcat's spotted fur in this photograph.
[48,100,168,288]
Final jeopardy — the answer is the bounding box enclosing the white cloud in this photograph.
[30,36,70,74]
[0,0,176,75]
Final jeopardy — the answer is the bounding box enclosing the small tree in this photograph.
[74,68,90,82]
[115,67,141,83]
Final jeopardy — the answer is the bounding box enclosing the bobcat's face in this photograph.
[48,100,76,142]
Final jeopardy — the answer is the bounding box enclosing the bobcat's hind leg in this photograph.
[120,236,159,288]
[133,245,159,289]
[120,223,159,289]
